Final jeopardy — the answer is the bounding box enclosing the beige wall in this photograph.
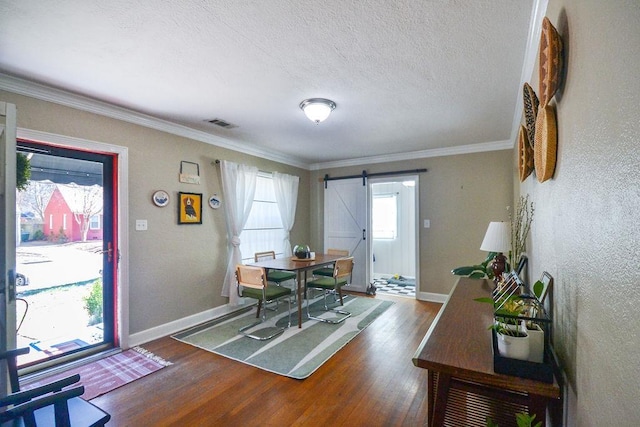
[0,90,310,335]
[311,150,514,296]
[520,2,640,425]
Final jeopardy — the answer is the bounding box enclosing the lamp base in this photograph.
[490,252,508,282]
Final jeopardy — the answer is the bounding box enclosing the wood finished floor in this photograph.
[93,294,441,426]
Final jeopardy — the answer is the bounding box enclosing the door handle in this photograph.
[362,229,366,241]
[99,242,113,262]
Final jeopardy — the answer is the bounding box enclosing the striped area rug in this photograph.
[173,296,392,379]
[22,347,172,400]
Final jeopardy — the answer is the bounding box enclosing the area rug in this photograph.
[22,346,172,400]
[173,296,393,379]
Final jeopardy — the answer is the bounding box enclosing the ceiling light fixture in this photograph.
[299,98,336,124]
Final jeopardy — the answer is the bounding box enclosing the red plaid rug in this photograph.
[22,347,171,400]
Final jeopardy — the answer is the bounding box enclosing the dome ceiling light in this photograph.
[299,98,336,124]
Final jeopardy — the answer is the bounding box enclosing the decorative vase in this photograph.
[293,245,310,259]
[497,321,530,361]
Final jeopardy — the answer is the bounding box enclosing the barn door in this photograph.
[323,178,368,292]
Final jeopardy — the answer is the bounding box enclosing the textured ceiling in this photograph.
[0,0,534,167]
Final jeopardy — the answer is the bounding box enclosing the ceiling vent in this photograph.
[205,118,238,129]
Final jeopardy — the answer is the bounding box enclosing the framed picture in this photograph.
[178,192,202,224]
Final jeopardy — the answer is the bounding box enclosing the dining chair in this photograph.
[0,347,111,426]
[305,257,354,324]
[236,264,292,340]
[254,251,297,306]
[312,248,349,278]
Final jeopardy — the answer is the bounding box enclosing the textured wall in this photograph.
[311,150,514,296]
[520,2,640,425]
[0,90,310,335]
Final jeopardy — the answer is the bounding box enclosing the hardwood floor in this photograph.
[93,294,441,426]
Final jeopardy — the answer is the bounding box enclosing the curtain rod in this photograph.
[320,168,427,188]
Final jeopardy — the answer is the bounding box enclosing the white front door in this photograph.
[323,178,368,292]
[1,102,18,366]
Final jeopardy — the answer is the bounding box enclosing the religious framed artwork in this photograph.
[178,192,202,224]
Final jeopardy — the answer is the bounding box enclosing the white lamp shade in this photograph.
[480,222,511,253]
[300,98,336,124]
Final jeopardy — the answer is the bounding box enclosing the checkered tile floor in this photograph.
[372,278,415,298]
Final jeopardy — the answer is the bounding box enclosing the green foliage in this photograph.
[532,280,544,300]
[83,279,103,325]
[31,229,46,240]
[452,252,497,280]
[486,413,541,427]
[16,153,31,191]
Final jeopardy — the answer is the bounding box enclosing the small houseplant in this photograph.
[451,252,499,280]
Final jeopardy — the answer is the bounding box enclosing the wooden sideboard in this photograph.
[412,277,560,426]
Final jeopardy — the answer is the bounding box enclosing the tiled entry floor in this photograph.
[372,278,415,298]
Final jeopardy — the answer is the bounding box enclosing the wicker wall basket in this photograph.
[534,105,557,183]
[518,125,534,182]
[539,17,563,107]
[523,83,539,149]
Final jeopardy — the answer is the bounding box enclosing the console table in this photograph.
[412,277,560,426]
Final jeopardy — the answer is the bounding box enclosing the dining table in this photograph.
[250,253,345,328]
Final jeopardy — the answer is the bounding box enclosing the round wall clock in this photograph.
[209,195,221,209]
[152,190,170,207]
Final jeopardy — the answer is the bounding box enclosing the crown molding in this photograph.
[309,139,513,170]
[2,72,520,172]
[0,73,309,169]
[509,0,549,146]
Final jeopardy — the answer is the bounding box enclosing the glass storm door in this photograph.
[15,140,117,368]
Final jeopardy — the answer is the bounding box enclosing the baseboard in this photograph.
[416,291,447,304]
[128,302,245,347]
[129,292,447,346]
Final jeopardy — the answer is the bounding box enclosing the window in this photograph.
[372,194,397,239]
[240,173,285,262]
[63,213,67,230]
[90,215,100,230]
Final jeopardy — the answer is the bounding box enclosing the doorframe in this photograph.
[367,174,419,299]
[17,127,130,349]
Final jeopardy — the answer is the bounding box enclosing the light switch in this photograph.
[423,219,430,228]
[135,219,148,231]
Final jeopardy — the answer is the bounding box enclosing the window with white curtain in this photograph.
[240,173,285,262]
[372,193,398,239]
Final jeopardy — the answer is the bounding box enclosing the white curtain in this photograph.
[273,172,299,257]
[220,160,258,305]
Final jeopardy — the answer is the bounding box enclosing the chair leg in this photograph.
[240,295,291,341]
[306,288,351,324]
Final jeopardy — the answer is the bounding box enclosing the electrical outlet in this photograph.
[424,219,430,228]
[135,219,148,231]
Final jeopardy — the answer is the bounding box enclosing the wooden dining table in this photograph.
[250,253,344,328]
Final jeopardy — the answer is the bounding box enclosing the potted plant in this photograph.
[451,252,499,280]
[487,412,542,427]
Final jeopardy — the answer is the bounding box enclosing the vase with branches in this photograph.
[508,195,534,267]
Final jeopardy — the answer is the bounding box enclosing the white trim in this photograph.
[310,139,513,170]
[128,302,245,347]
[17,127,131,349]
[416,291,448,304]
[0,73,307,170]
[509,0,550,146]
[2,73,515,171]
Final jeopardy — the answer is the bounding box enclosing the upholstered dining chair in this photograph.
[236,264,292,340]
[0,347,111,426]
[305,257,354,324]
[312,248,349,278]
[254,251,297,307]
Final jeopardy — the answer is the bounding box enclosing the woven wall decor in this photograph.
[539,17,563,107]
[534,105,557,183]
[523,83,539,149]
[518,125,534,182]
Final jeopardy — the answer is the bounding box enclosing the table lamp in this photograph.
[480,222,510,282]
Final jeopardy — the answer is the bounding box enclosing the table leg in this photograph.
[432,373,451,427]
[297,271,303,328]
[529,394,547,427]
